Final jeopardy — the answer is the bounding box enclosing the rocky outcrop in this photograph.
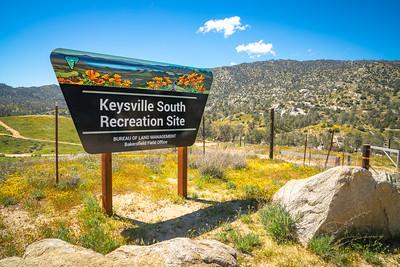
[0,238,238,267]
[273,166,400,245]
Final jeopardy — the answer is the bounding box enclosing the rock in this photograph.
[273,166,400,245]
[107,238,237,267]
[0,238,237,267]
[0,257,24,267]
[1,239,110,267]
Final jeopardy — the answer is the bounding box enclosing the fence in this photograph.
[362,144,400,172]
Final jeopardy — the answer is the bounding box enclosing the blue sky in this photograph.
[0,0,399,87]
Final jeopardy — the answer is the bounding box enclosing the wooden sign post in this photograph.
[178,147,188,198]
[101,152,113,216]
[55,105,59,184]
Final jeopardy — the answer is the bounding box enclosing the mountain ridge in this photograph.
[1,59,399,131]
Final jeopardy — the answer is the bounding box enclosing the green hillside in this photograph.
[0,115,82,155]
[0,135,82,154]
[0,115,80,143]
[0,125,10,135]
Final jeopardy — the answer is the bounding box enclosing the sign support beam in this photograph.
[55,105,59,184]
[178,147,188,198]
[101,152,113,216]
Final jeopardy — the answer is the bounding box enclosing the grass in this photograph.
[41,220,73,242]
[259,204,296,244]
[0,135,83,154]
[39,196,125,254]
[0,124,10,135]
[78,196,124,253]
[225,158,318,202]
[0,115,80,144]
[0,116,83,155]
[0,146,398,265]
[308,235,338,262]
[216,223,261,254]
[308,234,389,266]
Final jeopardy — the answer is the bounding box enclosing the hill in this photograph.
[0,83,67,116]
[209,60,400,131]
[0,115,82,155]
[0,60,399,149]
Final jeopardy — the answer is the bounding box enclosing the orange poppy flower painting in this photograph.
[50,48,212,94]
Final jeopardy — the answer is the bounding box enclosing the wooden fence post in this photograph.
[324,130,335,169]
[303,132,308,165]
[361,144,371,170]
[269,108,274,159]
[342,151,345,166]
[55,105,59,184]
[178,147,188,198]
[102,153,113,216]
[335,157,340,166]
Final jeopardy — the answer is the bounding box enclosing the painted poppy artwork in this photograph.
[50,48,212,94]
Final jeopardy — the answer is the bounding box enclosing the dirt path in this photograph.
[0,119,81,146]
[0,119,24,138]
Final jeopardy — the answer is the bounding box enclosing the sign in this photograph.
[50,49,213,154]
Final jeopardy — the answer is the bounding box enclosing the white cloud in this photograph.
[230,62,237,66]
[307,48,313,53]
[235,40,275,58]
[198,16,248,38]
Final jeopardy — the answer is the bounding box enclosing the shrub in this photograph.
[200,163,225,179]
[56,177,80,191]
[242,185,270,204]
[226,181,237,190]
[140,156,164,173]
[0,196,17,207]
[259,204,296,244]
[243,185,261,199]
[230,157,247,170]
[190,150,247,179]
[31,189,46,201]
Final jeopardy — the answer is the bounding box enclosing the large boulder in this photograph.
[0,238,237,267]
[273,166,400,245]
